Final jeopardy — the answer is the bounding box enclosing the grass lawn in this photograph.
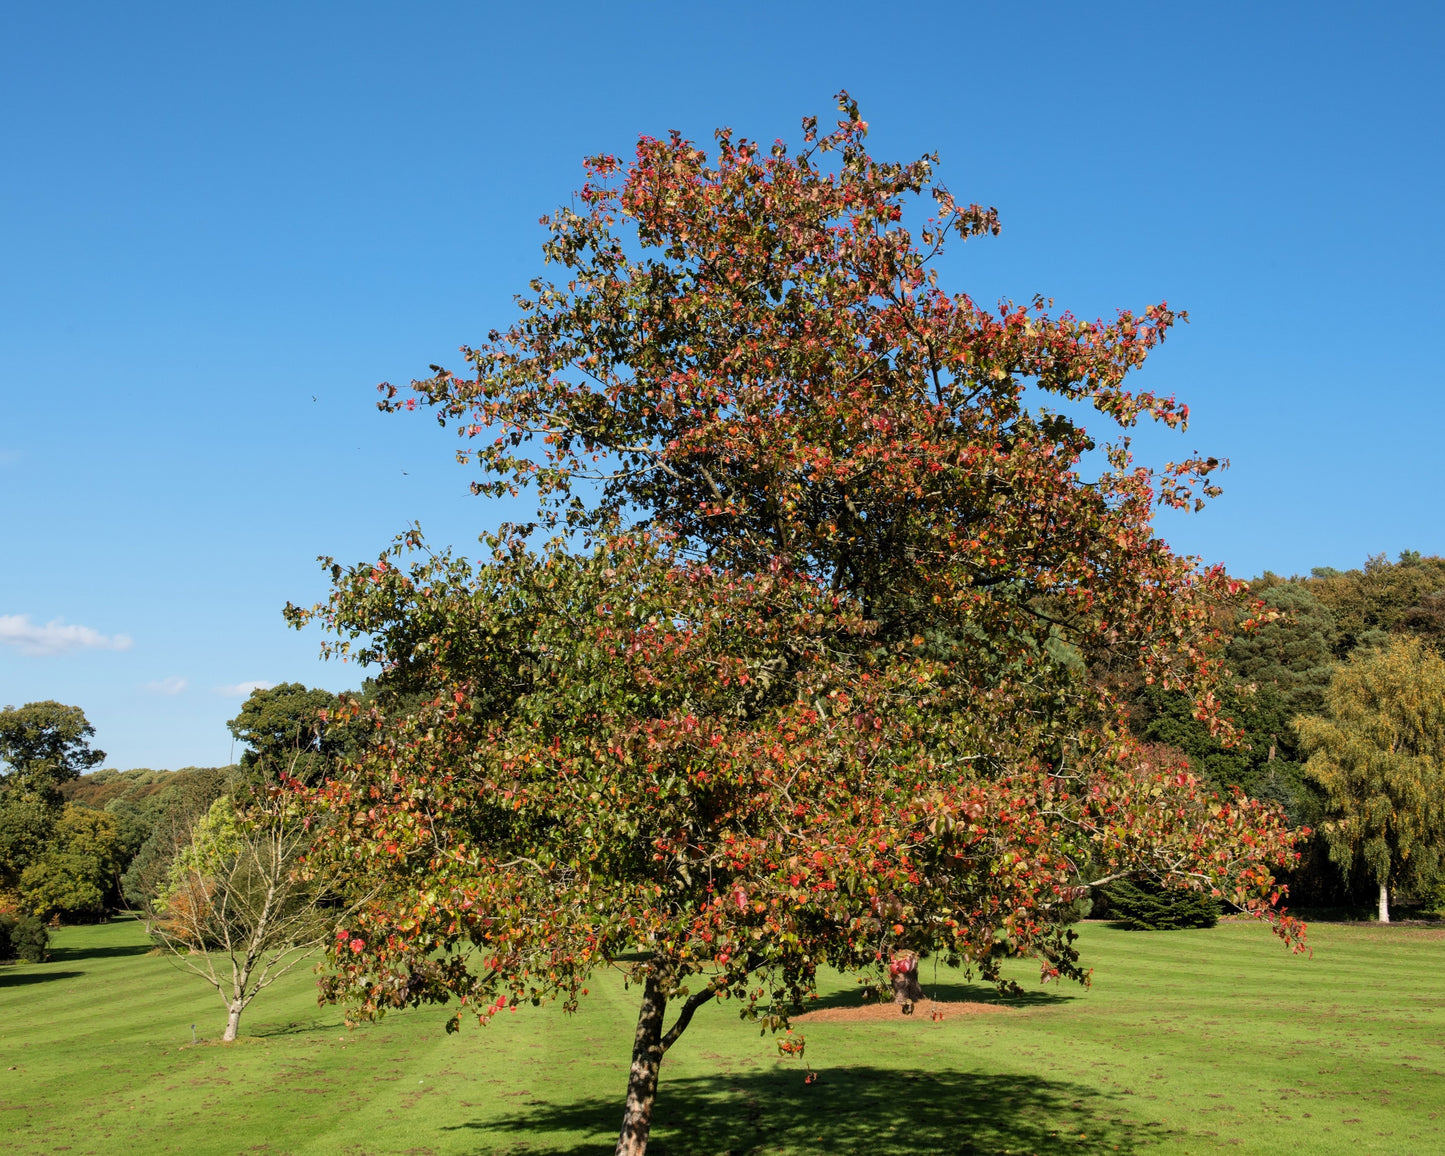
[2,917,1444,1155]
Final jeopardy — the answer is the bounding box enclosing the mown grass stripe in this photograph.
[3,917,1444,1154]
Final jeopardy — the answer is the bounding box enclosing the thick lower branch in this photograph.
[660,987,715,1053]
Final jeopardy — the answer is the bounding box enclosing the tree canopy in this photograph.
[0,701,109,912]
[16,804,120,922]
[1305,551,1445,657]
[1129,582,1338,822]
[0,701,105,800]
[292,95,1302,1156]
[227,682,346,785]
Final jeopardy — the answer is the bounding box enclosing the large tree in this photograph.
[0,790,61,893]
[1297,635,1445,921]
[227,682,345,785]
[0,701,106,896]
[291,96,1302,1156]
[0,701,105,801]
[16,804,120,921]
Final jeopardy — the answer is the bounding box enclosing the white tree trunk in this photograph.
[222,1002,243,1042]
[1378,880,1390,924]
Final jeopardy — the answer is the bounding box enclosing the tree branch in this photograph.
[660,986,716,1053]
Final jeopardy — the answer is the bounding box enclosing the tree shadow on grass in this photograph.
[45,942,153,964]
[248,1018,338,1039]
[0,968,85,988]
[799,979,1075,1014]
[448,1066,1166,1155]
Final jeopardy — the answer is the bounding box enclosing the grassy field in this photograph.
[3,917,1444,1155]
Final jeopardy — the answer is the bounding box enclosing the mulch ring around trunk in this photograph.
[794,999,1017,1024]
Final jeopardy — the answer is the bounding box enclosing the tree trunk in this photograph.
[222,1001,243,1042]
[1378,880,1390,924]
[890,950,924,1013]
[615,971,668,1156]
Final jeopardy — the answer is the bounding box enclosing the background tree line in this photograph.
[1123,549,1445,916]
[4,550,1442,945]
[0,681,391,933]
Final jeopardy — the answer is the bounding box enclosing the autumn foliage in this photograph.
[290,95,1302,1155]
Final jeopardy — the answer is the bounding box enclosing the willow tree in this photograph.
[1298,635,1445,921]
[291,95,1302,1156]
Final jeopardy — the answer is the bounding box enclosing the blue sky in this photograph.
[2,1,1441,770]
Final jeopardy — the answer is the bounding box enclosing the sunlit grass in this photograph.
[2,916,1443,1154]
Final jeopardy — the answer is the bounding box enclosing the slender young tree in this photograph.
[151,791,353,1041]
[291,95,1303,1156]
[1298,635,1445,921]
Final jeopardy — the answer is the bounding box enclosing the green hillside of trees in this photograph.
[1125,550,1445,911]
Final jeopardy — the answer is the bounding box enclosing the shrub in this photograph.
[1416,872,1445,919]
[0,913,50,963]
[1103,878,1221,930]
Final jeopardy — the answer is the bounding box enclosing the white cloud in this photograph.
[0,614,133,656]
[143,676,188,695]
[214,680,275,698]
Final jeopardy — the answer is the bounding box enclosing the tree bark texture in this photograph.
[223,1002,243,1042]
[615,972,668,1156]
[890,950,924,1012]
[1379,880,1391,924]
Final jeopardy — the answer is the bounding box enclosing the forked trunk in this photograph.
[615,972,668,1156]
[1378,880,1390,924]
[222,1002,243,1042]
